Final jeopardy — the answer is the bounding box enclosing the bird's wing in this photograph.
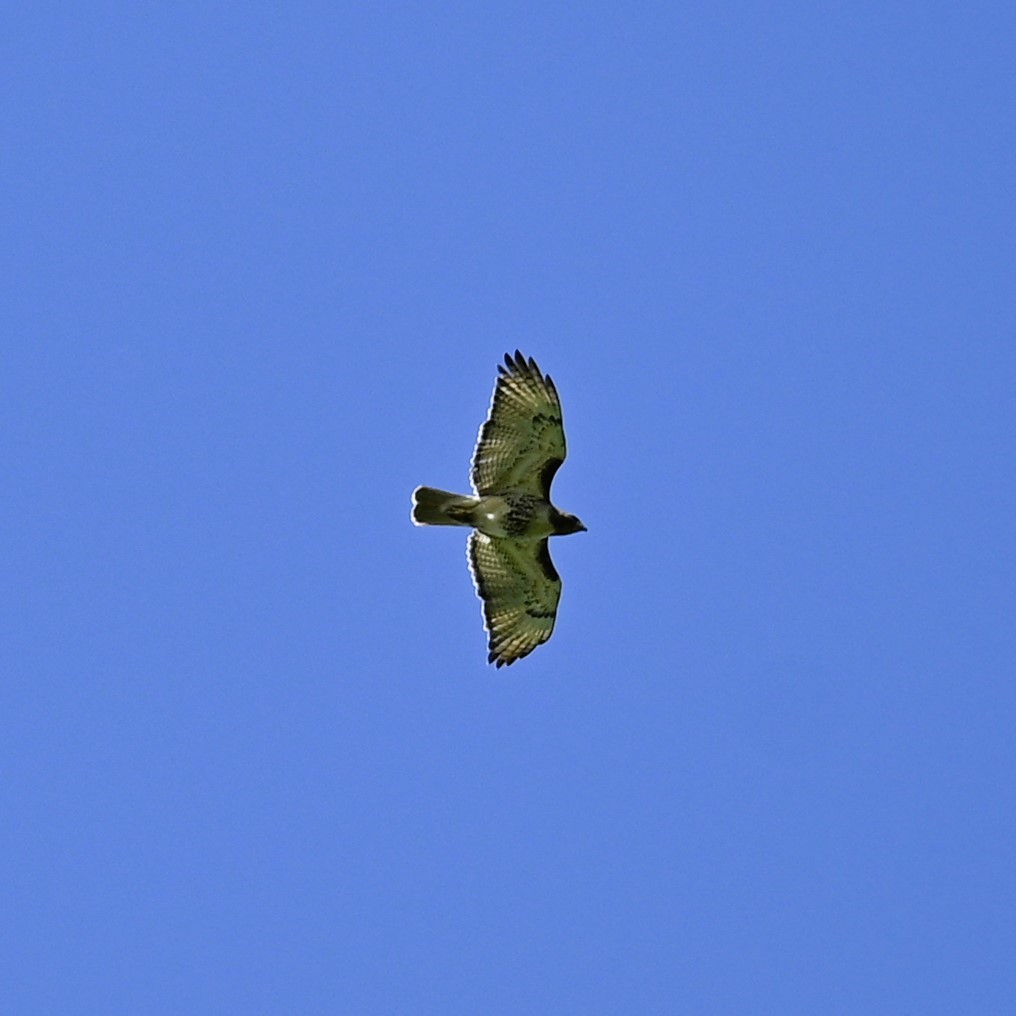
[471,351,566,498]
[467,532,562,667]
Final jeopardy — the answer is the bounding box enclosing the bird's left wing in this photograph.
[471,351,566,498]
[467,532,562,667]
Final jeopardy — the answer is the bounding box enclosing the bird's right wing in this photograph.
[470,351,566,498]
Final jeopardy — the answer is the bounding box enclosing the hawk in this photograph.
[412,351,586,667]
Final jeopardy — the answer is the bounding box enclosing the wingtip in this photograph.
[499,349,545,381]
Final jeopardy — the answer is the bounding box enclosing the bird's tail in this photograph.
[411,486,479,526]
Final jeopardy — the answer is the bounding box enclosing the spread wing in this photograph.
[467,532,562,667]
[471,351,566,498]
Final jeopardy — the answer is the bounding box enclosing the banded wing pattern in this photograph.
[467,532,561,667]
[471,351,566,499]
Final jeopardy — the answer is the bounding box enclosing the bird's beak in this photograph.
[578,521,588,532]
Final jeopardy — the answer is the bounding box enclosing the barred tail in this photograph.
[411,486,479,526]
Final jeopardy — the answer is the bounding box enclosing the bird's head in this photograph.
[553,511,587,535]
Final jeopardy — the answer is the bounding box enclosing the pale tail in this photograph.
[411,486,479,526]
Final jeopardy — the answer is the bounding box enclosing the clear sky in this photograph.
[4,4,1014,1013]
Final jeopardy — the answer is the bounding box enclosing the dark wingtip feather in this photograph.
[499,350,547,382]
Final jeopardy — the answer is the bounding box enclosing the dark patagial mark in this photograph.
[539,456,563,498]
[535,539,560,584]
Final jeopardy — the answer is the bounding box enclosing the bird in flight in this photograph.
[412,351,586,667]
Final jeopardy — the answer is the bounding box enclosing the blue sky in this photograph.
[3,4,1014,1013]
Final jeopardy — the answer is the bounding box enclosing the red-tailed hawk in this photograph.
[412,351,586,667]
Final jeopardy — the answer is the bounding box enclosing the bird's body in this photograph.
[412,351,585,667]
[412,488,573,540]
